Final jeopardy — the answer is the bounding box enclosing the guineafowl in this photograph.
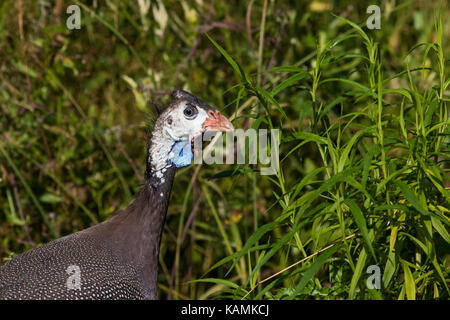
[0,90,233,300]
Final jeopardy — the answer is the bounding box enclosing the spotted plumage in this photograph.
[0,90,233,300]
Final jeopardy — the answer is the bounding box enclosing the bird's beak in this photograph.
[203,110,234,132]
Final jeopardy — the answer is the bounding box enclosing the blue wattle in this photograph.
[169,140,193,168]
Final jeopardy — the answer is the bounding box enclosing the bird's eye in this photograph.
[183,104,198,119]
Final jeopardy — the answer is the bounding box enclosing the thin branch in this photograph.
[246,0,255,52]
[256,0,268,87]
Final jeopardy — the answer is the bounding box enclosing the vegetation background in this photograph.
[0,0,448,299]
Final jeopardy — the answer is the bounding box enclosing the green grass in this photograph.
[0,0,448,300]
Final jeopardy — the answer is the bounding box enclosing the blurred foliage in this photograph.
[0,0,449,299]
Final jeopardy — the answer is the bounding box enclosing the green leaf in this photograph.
[11,60,38,78]
[338,125,375,172]
[394,182,449,226]
[40,193,64,204]
[187,278,240,289]
[321,78,375,97]
[362,144,380,188]
[290,167,326,201]
[210,168,253,179]
[401,261,416,300]
[203,244,271,277]
[395,181,428,216]
[290,243,342,298]
[431,216,450,244]
[383,89,413,102]
[227,220,280,275]
[383,250,397,289]
[333,14,371,44]
[264,65,306,73]
[401,232,429,255]
[271,71,309,96]
[318,95,347,121]
[206,33,250,85]
[345,199,376,261]
[0,145,58,238]
[349,247,367,299]
[247,218,310,282]
[256,86,287,118]
[288,165,362,216]
[282,131,329,145]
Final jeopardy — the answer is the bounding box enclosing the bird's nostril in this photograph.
[208,110,217,119]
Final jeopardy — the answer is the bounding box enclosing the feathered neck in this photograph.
[94,164,176,299]
[145,118,178,181]
[145,123,192,186]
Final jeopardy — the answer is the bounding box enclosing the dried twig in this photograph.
[246,0,255,51]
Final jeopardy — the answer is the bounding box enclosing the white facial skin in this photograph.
[162,102,209,143]
[149,100,209,173]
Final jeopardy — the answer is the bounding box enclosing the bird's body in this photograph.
[0,90,233,300]
[0,151,176,300]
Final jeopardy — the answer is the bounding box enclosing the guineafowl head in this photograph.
[148,90,233,178]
